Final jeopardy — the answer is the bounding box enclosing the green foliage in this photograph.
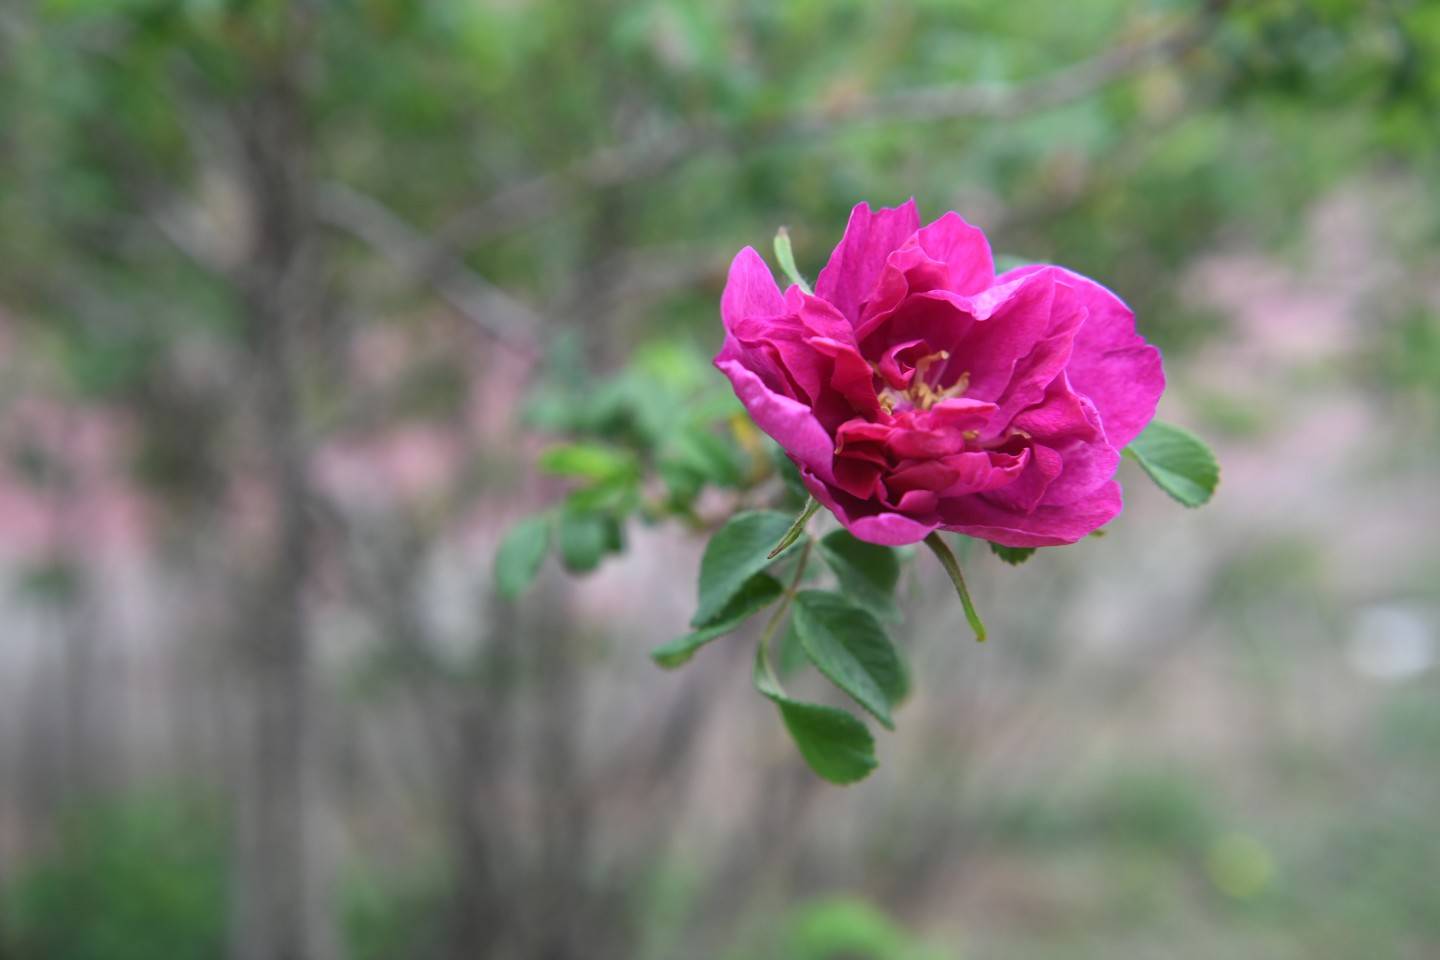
[989,542,1037,566]
[691,510,798,627]
[754,655,878,786]
[772,696,878,786]
[494,514,551,598]
[4,795,227,960]
[652,572,783,668]
[1125,420,1221,508]
[791,590,907,730]
[341,860,448,960]
[774,896,952,960]
[817,529,902,622]
[538,442,640,482]
[557,508,622,573]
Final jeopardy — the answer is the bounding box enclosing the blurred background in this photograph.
[2,0,1439,958]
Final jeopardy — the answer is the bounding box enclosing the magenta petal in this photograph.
[937,450,1029,497]
[847,511,939,546]
[938,479,1123,547]
[959,268,1077,410]
[722,247,785,332]
[1010,379,1100,443]
[981,443,1063,514]
[1000,265,1164,447]
[1040,437,1121,507]
[915,212,995,296]
[715,358,837,485]
[799,469,938,546]
[877,338,927,389]
[894,489,939,514]
[815,200,921,325]
[809,336,883,419]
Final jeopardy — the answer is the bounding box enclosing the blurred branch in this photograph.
[439,5,1226,248]
[549,244,733,317]
[313,181,543,358]
[797,8,1220,128]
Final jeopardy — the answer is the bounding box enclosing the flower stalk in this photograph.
[923,532,987,643]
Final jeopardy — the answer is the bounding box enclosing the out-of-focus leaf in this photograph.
[667,426,745,487]
[493,514,550,598]
[538,442,638,482]
[557,509,617,573]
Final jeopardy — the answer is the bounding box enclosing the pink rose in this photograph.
[716,200,1165,548]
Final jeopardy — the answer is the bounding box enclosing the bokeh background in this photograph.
[2,1,1439,958]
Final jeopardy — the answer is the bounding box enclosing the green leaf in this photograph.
[493,515,550,598]
[537,442,638,481]
[651,573,783,669]
[752,646,877,784]
[776,616,808,678]
[989,543,1037,566]
[773,698,877,784]
[1124,420,1220,508]
[557,509,617,573]
[773,226,812,295]
[791,590,908,730]
[818,530,902,622]
[691,510,797,627]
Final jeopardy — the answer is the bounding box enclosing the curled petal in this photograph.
[914,212,995,296]
[716,358,837,485]
[815,200,921,326]
[721,247,785,333]
[1000,265,1163,447]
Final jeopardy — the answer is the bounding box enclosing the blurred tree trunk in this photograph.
[443,586,519,960]
[227,42,335,960]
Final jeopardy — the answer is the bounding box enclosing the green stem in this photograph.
[924,532,987,643]
[767,496,820,559]
[754,539,813,696]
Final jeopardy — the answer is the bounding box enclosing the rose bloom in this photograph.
[717,200,1164,547]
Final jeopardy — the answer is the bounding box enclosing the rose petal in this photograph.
[914,211,995,296]
[721,246,785,330]
[815,200,921,326]
[1000,265,1164,447]
[715,358,837,485]
[800,468,939,546]
[938,479,1123,547]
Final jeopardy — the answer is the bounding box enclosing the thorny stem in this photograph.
[924,532,987,643]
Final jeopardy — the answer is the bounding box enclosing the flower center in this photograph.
[876,350,970,414]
